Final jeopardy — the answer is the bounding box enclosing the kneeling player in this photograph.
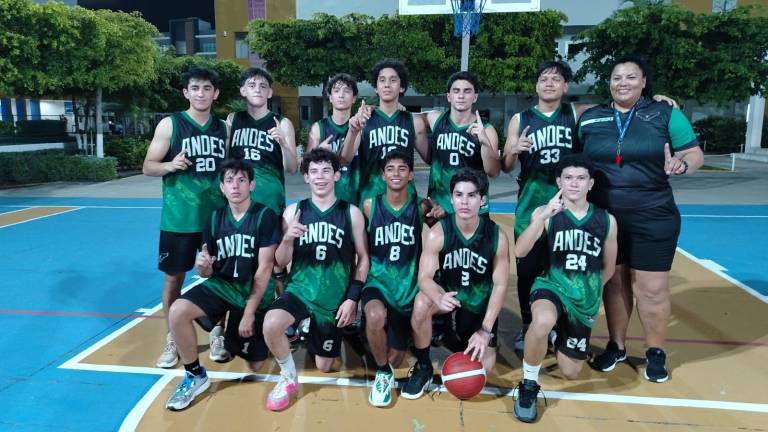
[262,148,369,411]
[403,168,510,400]
[512,154,617,423]
[165,159,280,411]
[362,149,444,407]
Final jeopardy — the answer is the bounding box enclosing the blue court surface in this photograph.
[0,197,766,431]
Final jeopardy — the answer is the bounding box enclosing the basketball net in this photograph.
[451,0,486,37]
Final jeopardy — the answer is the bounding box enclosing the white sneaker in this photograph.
[209,326,231,362]
[368,368,394,407]
[156,333,179,368]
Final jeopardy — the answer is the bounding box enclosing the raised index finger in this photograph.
[475,110,483,126]
[664,142,672,161]
[519,125,531,139]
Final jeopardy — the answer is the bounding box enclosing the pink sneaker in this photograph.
[266,372,299,411]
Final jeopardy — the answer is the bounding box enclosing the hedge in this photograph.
[0,150,117,184]
[104,136,150,170]
[693,116,768,154]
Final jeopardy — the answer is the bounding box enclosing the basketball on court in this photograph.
[441,352,486,400]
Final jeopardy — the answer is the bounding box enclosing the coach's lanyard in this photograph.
[613,105,637,166]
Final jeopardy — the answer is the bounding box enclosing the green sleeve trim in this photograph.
[668,108,698,150]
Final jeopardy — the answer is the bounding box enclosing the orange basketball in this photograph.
[440,352,486,400]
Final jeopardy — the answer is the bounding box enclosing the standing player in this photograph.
[403,169,510,400]
[340,59,430,206]
[228,67,298,216]
[512,154,617,423]
[426,71,500,215]
[361,149,445,407]
[164,159,280,411]
[307,73,360,205]
[261,148,369,411]
[501,61,582,354]
[143,67,229,368]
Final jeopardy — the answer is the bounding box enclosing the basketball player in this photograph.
[426,71,500,215]
[362,149,445,407]
[164,159,280,411]
[261,148,369,411]
[402,168,510,400]
[512,154,617,423]
[143,67,229,368]
[307,73,360,205]
[339,59,430,206]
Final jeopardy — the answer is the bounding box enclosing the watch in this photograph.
[675,159,689,175]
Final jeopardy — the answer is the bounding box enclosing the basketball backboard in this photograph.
[398,0,540,15]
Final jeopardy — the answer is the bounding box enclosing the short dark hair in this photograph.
[450,168,489,197]
[370,59,409,93]
[300,147,340,174]
[382,148,413,171]
[219,159,254,182]
[611,54,653,97]
[239,67,273,87]
[326,73,358,96]
[446,71,480,93]
[556,153,595,178]
[181,67,220,89]
[537,60,573,83]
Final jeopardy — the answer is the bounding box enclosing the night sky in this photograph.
[77,0,216,32]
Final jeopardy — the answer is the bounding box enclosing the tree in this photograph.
[248,11,566,96]
[572,3,768,105]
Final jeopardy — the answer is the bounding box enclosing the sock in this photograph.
[184,359,204,376]
[415,347,431,368]
[276,354,297,378]
[211,325,224,338]
[377,363,393,374]
[522,360,541,382]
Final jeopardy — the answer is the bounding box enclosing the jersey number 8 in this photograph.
[389,245,400,261]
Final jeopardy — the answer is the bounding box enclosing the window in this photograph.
[713,0,737,13]
[235,32,250,59]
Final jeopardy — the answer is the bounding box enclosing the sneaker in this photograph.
[513,379,541,423]
[368,368,394,407]
[156,333,179,368]
[298,317,311,342]
[590,341,627,372]
[209,331,231,363]
[644,347,669,383]
[165,370,210,411]
[266,372,299,411]
[513,325,528,354]
[401,363,433,400]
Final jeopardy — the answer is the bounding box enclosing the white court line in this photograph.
[676,247,768,304]
[681,214,768,218]
[0,204,161,209]
[0,207,35,216]
[118,374,174,432]
[0,207,83,229]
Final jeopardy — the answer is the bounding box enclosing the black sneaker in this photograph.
[513,325,528,354]
[644,347,669,383]
[401,363,433,400]
[590,341,627,372]
[513,379,541,423]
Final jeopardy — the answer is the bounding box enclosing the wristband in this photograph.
[346,279,364,302]
[272,268,288,280]
[480,325,493,336]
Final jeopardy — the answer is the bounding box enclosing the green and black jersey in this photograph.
[230,110,287,213]
[316,117,360,205]
[428,112,490,215]
[365,191,422,314]
[202,202,281,310]
[285,199,355,324]
[358,108,416,206]
[514,103,579,237]
[578,97,698,210]
[160,111,228,233]
[532,204,609,328]
[437,215,499,315]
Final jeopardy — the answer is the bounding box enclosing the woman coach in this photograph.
[577,55,704,383]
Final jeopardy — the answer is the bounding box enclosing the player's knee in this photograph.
[262,311,285,337]
[316,356,335,373]
[530,313,556,336]
[247,360,265,372]
[167,299,192,324]
[364,303,386,329]
[411,293,432,323]
[559,361,583,380]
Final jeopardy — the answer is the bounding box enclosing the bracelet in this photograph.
[675,159,689,175]
[480,325,493,335]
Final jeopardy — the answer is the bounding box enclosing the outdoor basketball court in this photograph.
[1,192,766,431]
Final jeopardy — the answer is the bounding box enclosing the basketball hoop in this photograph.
[451,0,486,37]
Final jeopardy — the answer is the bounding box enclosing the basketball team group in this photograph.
[142,55,704,423]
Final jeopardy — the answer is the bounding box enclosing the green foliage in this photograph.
[0,121,15,134]
[104,136,150,170]
[572,4,768,104]
[693,116,768,153]
[249,11,565,95]
[0,151,117,184]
